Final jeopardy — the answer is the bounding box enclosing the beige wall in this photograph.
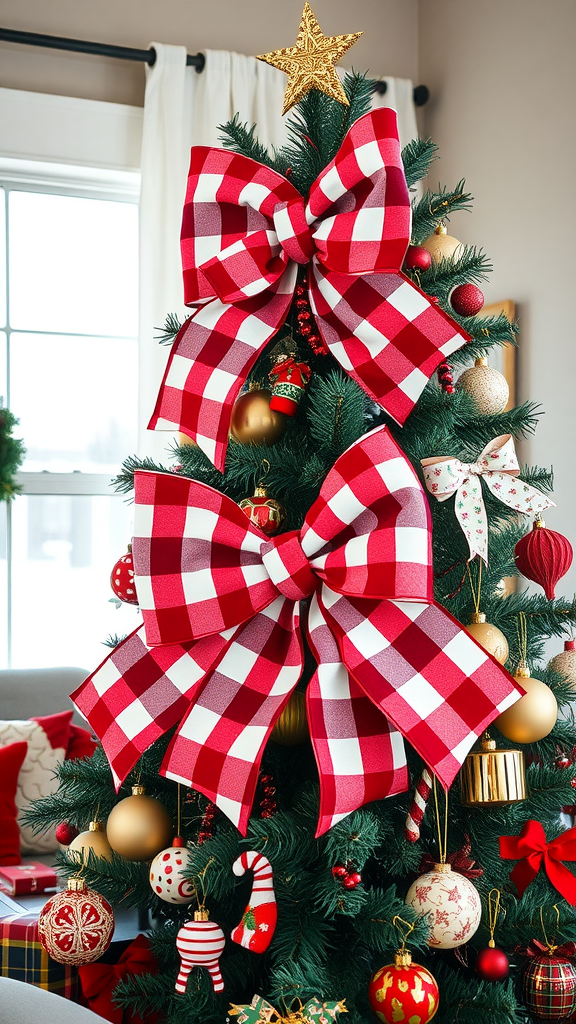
[0,0,418,106]
[419,0,576,602]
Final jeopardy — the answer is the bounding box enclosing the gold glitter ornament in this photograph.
[257,3,362,116]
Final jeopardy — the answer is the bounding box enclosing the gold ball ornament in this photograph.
[466,612,509,665]
[421,223,463,265]
[495,664,558,744]
[178,432,197,447]
[106,785,173,862]
[68,820,113,864]
[456,357,509,415]
[548,640,576,690]
[230,389,287,446]
[271,691,309,746]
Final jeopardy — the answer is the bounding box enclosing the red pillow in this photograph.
[0,741,28,865]
[66,722,98,761]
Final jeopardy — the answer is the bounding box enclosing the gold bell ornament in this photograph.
[68,819,113,863]
[271,690,309,746]
[460,731,526,806]
[106,785,173,862]
[456,356,509,415]
[421,222,463,264]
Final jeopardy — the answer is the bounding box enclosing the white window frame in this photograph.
[0,88,144,665]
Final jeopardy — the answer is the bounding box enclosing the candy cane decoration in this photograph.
[404,768,433,842]
[230,851,277,953]
[175,911,226,993]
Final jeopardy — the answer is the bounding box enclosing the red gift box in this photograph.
[0,861,58,895]
[0,911,77,997]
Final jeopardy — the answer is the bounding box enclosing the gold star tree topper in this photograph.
[257,3,363,116]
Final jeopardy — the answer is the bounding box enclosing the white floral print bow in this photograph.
[421,434,555,562]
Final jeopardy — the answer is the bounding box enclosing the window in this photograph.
[1,166,142,669]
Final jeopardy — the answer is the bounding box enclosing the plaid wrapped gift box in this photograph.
[0,911,77,998]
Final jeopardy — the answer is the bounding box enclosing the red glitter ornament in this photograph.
[450,283,485,317]
[514,519,573,600]
[110,545,138,604]
[55,822,80,846]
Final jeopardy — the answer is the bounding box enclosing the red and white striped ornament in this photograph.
[230,851,277,953]
[175,909,226,993]
[404,768,433,842]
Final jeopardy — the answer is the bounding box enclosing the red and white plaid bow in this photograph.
[148,108,470,471]
[421,434,555,562]
[72,427,522,836]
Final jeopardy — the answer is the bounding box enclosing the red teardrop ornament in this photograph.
[514,519,573,600]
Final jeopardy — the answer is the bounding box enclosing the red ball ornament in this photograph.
[368,950,439,1024]
[38,877,114,965]
[476,944,509,982]
[556,755,573,769]
[514,519,573,600]
[55,821,80,846]
[332,864,347,879]
[404,245,432,272]
[450,284,485,317]
[110,545,138,604]
[238,485,285,536]
[522,952,576,1020]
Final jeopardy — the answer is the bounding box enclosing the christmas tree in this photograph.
[25,7,576,1024]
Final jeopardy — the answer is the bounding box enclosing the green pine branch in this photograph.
[411,180,474,244]
[401,137,438,189]
[155,312,185,346]
[0,407,25,501]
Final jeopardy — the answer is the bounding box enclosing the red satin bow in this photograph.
[499,819,576,905]
[148,107,470,471]
[78,934,157,1024]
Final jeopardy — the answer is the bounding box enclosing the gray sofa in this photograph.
[0,667,89,724]
[0,977,100,1022]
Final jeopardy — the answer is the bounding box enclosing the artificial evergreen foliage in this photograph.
[25,72,576,1024]
[0,407,25,500]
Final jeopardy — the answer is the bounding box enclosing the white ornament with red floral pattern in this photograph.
[149,836,195,904]
[405,862,481,949]
[38,877,114,965]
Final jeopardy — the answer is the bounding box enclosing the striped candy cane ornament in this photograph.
[230,851,277,953]
[175,909,226,993]
[404,768,434,842]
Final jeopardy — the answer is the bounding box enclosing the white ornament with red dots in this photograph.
[149,837,195,904]
[405,864,481,949]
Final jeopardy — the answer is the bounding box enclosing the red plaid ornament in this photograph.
[72,427,522,837]
[148,108,470,470]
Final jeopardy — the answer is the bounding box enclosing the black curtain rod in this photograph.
[0,26,429,105]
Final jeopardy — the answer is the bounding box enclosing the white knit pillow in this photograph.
[0,711,73,853]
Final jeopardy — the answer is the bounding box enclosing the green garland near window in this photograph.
[0,408,25,501]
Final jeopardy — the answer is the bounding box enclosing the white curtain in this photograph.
[138,45,418,457]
